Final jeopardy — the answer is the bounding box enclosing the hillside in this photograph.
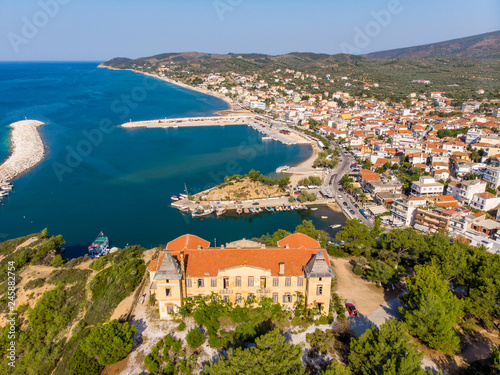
[364,30,500,60]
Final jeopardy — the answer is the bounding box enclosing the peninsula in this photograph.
[0,120,46,183]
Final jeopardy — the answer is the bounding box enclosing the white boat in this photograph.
[0,191,8,197]
[0,184,13,191]
[236,207,243,214]
[216,207,227,216]
[262,136,273,140]
[192,205,215,218]
[310,207,318,211]
[321,216,328,219]
[171,195,179,201]
[275,165,290,173]
[330,224,342,229]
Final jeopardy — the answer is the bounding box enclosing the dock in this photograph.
[120,115,310,146]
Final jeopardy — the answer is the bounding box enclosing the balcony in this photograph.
[256,289,270,294]
[220,289,233,295]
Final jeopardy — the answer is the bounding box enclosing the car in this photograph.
[353,203,359,209]
[294,191,300,195]
[345,303,358,316]
[343,202,348,206]
[349,209,355,215]
[234,200,242,204]
[252,202,260,206]
[338,195,343,199]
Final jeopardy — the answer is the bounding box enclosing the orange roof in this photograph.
[147,258,160,272]
[166,234,210,251]
[277,233,321,249]
[360,169,380,182]
[475,192,496,199]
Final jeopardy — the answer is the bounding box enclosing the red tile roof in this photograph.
[277,233,321,249]
[166,234,210,251]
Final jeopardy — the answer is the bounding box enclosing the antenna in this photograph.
[214,238,217,247]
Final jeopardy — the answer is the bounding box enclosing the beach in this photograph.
[0,120,45,183]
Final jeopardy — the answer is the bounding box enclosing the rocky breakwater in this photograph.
[0,120,46,183]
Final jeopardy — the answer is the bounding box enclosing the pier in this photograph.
[120,115,310,146]
[0,120,46,184]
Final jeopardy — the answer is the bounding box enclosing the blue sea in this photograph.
[0,62,345,258]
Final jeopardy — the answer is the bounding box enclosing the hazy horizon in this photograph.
[1,0,499,61]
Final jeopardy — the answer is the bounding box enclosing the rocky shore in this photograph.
[0,120,46,183]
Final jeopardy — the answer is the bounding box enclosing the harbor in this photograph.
[120,115,310,145]
[0,120,46,184]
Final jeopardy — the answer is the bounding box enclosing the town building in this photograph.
[147,233,334,320]
[411,176,444,197]
[446,179,487,204]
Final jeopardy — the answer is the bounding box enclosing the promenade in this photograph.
[0,120,45,183]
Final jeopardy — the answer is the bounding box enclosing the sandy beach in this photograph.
[0,120,46,183]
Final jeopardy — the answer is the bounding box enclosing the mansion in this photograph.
[147,233,335,319]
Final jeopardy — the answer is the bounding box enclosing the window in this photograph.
[285,277,291,286]
[272,294,279,303]
[223,277,230,289]
[223,295,229,303]
[236,294,242,303]
[211,278,217,288]
[248,276,254,287]
[165,288,171,297]
[186,278,192,288]
[297,277,303,287]
[283,294,292,303]
[235,276,242,287]
[167,305,174,314]
[319,277,322,281]
[272,277,279,287]
[279,262,285,275]
[198,278,204,288]
[260,277,266,289]
[316,285,323,295]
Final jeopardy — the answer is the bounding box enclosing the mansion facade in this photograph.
[147,233,335,319]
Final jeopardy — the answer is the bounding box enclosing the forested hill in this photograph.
[364,30,500,60]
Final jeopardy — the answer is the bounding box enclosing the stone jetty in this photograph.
[0,120,46,183]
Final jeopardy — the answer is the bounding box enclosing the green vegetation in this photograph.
[437,127,469,138]
[348,320,425,375]
[185,328,206,349]
[203,329,306,375]
[297,191,317,203]
[81,320,136,366]
[298,176,323,186]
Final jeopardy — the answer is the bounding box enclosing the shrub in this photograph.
[177,322,186,331]
[50,254,65,266]
[186,328,205,349]
[352,265,365,276]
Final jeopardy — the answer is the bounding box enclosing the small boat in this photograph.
[171,195,179,201]
[249,207,256,213]
[262,136,273,140]
[236,207,243,214]
[0,191,8,197]
[256,207,263,213]
[244,208,250,214]
[321,216,328,219]
[275,165,291,173]
[192,205,215,218]
[0,183,13,191]
[265,207,272,212]
[88,232,110,259]
[179,194,188,199]
[310,207,318,211]
[276,206,282,212]
[330,224,342,229]
[216,207,227,216]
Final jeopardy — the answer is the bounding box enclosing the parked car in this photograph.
[343,202,348,206]
[349,209,355,215]
[353,203,359,209]
[252,202,260,205]
[345,303,358,316]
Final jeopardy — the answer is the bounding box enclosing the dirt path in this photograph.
[331,258,385,315]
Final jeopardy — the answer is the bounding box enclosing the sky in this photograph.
[0,0,499,61]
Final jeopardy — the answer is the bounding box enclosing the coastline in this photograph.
[0,120,46,183]
[97,64,233,109]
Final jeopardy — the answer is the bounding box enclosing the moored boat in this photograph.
[244,208,250,214]
[330,224,341,229]
[171,195,179,201]
[88,232,110,259]
[192,205,215,218]
[216,207,227,216]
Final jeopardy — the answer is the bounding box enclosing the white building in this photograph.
[391,197,427,226]
[447,179,487,204]
[482,166,500,189]
[470,192,500,212]
[411,176,444,197]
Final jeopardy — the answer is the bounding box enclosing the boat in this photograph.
[275,165,290,173]
[310,207,318,211]
[236,207,243,214]
[171,195,179,201]
[216,207,227,216]
[244,208,250,214]
[256,207,263,213]
[249,207,256,213]
[88,232,110,259]
[321,216,328,219]
[330,224,342,229]
[262,136,273,140]
[192,205,215,218]
[177,205,190,212]
[0,191,8,197]
[265,207,272,212]
[179,194,188,199]
[0,183,13,191]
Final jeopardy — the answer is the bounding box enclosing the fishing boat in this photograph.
[88,232,110,259]
[216,207,227,216]
[171,195,179,201]
[330,224,342,229]
[192,205,215,218]
[236,207,243,214]
[244,208,250,214]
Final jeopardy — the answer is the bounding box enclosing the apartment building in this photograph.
[447,179,487,204]
[411,176,444,197]
[482,166,500,189]
[147,233,334,320]
[414,208,450,233]
[391,197,427,226]
[470,192,500,212]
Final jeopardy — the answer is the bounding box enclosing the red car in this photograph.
[345,303,358,316]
